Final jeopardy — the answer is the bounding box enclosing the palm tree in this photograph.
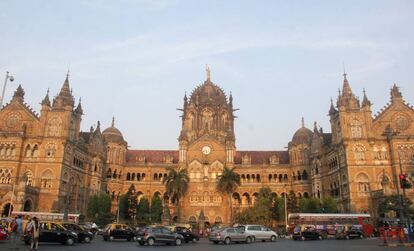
[162,167,189,223]
[217,167,241,224]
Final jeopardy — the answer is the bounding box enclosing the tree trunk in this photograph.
[177,198,180,223]
[228,192,233,225]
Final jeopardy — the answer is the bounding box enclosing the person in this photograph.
[27,217,40,251]
[10,215,23,250]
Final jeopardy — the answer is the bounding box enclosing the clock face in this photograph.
[202,146,211,155]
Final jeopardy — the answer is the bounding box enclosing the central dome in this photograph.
[190,80,227,105]
[102,117,124,143]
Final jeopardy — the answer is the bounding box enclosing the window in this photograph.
[25,171,33,186]
[350,118,363,138]
[0,168,12,184]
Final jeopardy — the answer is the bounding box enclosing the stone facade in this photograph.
[1,70,413,224]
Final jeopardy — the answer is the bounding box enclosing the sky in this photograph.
[0,0,413,150]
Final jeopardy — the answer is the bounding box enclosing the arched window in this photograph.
[32,145,39,158]
[25,145,31,157]
[131,173,135,181]
[350,118,363,138]
[126,173,131,181]
[302,170,308,180]
[40,170,53,188]
[0,169,12,184]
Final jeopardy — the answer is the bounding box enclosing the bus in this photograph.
[10,211,80,223]
[288,213,373,237]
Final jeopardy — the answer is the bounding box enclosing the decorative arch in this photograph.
[215,216,223,223]
[189,215,197,223]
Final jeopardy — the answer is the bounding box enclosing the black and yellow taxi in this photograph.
[61,222,94,243]
[103,223,135,241]
[23,221,78,245]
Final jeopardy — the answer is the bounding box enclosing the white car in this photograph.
[238,225,278,242]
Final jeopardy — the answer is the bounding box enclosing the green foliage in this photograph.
[118,194,129,220]
[321,197,338,213]
[137,197,150,222]
[287,191,299,213]
[163,167,190,222]
[217,167,241,223]
[127,184,138,219]
[378,195,413,219]
[299,198,321,213]
[235,186,281,226]
[150,196,163,223]
[271,197,285,222]
[87,193,113,226]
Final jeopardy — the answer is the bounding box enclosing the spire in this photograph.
[12,85,25,102]
[75,97,83,114]
[229,91,233,106]
[54,73,74,107]
[390,83,403,103]
[329,97,337,115]
[41,88,51,106]
[342,72,353,96]
[111,116,115,127]
[95,120,101,133]
[301,117,305,128]
[362,88,372,107]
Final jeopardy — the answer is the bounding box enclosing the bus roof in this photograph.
[288,213,371,219]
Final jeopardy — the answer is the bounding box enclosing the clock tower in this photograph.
[177,66,236,223]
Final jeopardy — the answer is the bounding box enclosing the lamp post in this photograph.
[63,185,74,222]
[1,71,14,107]
[397,149,413,241]
[284,184,288,231]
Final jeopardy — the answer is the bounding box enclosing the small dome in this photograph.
[190,80,227,105]
[102,117,124,142]
[292,127,313,145]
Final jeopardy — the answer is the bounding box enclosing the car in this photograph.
[0,225,8,241]
[292,225,325,241]
[61,222,94,243]
[102,223,135,241]
[23,221,77,245]
[174,227,199,243]
[136,226,184,246]
[237,225,277,242]
[336,225,364,240]
[209,227,254,245]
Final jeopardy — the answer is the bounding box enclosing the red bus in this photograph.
[288,213,373,237]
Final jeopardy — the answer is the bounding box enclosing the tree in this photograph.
[287,191,299,213]
[217,167,241,224]
[118,194,129,220]
[321,197,338,213]
[137,197,150,223]
[87,193,113,226]
[299,197,321,213]
[378,195,413,219]
[271,197,285,222]
[163,167,190,223]
[126,184,138,220]
[150,196,163,223]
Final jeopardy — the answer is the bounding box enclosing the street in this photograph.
[0,237,409,251]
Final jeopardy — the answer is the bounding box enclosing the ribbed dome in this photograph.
[102,118,124,142]
[190,80,227,105]
[292,127,313,145]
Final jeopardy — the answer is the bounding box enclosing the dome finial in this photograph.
[112,116,115,127]
[206,64,211,81]
[301,117,304,128]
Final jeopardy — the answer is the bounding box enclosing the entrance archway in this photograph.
[24,199,33,212]
[2,203,13,217]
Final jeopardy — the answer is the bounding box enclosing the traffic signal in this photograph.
[399,173,412,189]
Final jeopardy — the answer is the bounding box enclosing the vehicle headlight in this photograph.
[71,232,78,236]
[88,231,93,235]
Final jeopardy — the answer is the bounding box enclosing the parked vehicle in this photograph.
[174,227,199,243]
[336,225,364,240]
[103,223,135,241]
[61,222,94,243]
[0,225,8,241]
[292,225,325,241]
[209,227,254,245]
[23,221,77,245]
[237,225,277,242]
[136,226,184,246]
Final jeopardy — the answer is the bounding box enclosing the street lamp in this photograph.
[1,71,14,107]
[284,184,288,231]
[397,148,413,241]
